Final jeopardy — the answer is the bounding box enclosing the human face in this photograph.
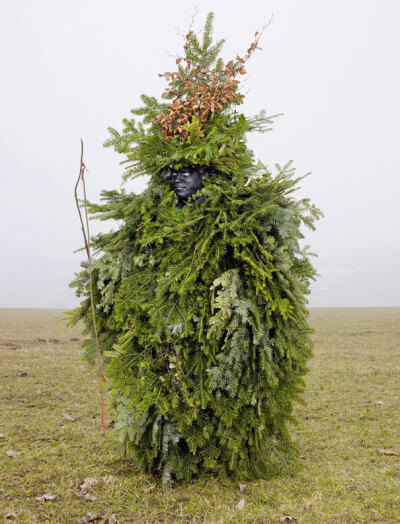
[171,168,203,201]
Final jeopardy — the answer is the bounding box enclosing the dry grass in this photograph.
[0,307,399,523]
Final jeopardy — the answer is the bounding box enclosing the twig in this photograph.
[74,139,106,434]
[74,139,102,372]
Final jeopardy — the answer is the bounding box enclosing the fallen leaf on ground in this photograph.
[6,450,21,458]
[377,448,398,456]
[143,484,155,493]
[375,401,384,405]
[239,483,247,493]
[81,510,106,522]
[77,492,97,501]
[235,498,245,510]
[280,515,297,522]
[34,493,56,502]
[81,514,99,523]
[80,477,99,493]
[62,413,76,422]
[5,513,17,519]
[105,516,119,524]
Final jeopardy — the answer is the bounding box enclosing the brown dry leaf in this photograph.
[5,513,17,519]
[79,491,98,503]
[81,514,98,523]
[80,477,99,493]
[280,515,297,522]
[34,493,56,502]
[235,498,245,511]
[62,413,76,422]
[239,483,247,493]
[143,484,155,493]
[6,450,21,458]
[81,510,106,522]
[377,448,398,456]
[105,516,119,524]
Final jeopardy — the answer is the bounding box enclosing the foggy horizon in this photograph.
[1,0,399,308]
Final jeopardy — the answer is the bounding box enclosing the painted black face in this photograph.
[171,167,203,203]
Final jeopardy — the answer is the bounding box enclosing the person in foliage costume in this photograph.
[69,13,321,486]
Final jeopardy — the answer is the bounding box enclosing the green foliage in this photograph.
[184,12,225,70]
[103,13,278,182]
[69,13,321,485]
[69,165,321,484]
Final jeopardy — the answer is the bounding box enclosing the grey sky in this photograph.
[0,0,399,308]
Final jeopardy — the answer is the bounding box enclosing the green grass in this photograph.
[1,308,399,523]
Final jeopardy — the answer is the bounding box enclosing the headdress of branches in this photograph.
[152,13,264,141]
[104,12,278,182]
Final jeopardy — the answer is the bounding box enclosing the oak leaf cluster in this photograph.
[152,32,262,141]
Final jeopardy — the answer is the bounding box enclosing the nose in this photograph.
[173,172,186,186]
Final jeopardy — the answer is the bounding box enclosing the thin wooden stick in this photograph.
[74,139,90,257]
[74,139,106,434]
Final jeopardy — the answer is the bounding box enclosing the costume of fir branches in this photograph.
[69,14,321,485]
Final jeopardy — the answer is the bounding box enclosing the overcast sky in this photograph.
[0,0,399,308]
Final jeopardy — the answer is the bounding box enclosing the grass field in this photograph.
[0,308,399,523]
